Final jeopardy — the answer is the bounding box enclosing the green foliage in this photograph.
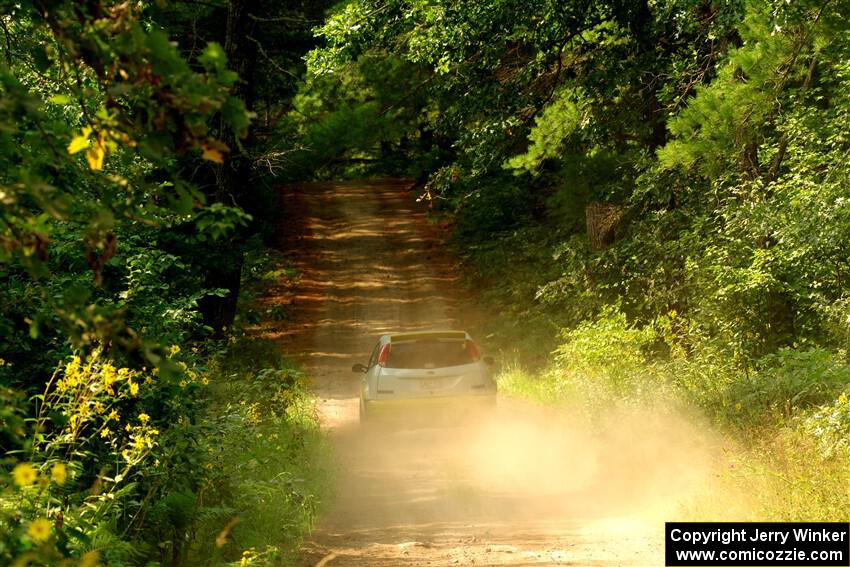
[288,52,433,178]
[659,0,848,178]
[1,3,333,563]
[0,335,327,567]
[505,88,588,173]
[555,308,656,375]
[0,349,194,566]
[0,0,253,370]
[185,341,329,567]
[802,391,850,456]
[215,403,324,558]
[724,349,850,425]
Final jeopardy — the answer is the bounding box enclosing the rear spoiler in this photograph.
[390,331,467,343]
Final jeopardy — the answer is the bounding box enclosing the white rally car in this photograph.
[352,330,497,422]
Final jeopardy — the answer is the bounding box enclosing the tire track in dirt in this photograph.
[263,179,714,566]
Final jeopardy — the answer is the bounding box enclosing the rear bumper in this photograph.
[362,394,496,421]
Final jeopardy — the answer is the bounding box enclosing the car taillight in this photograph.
[377,343,391,366]
[466,340,480,361]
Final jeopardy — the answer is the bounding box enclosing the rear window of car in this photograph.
[385,339,476,369]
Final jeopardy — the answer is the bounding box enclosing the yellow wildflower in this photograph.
[139,413,150,423]
[735,402,742,412]
[79,550,100,567]
[202,377,209,385]
[102,363,117,385]
[100,427,111,438]
[125,423,132,432]
[108,409,120,422]
[27,518,51,543]
[12,463,37,486]
[66,355,81,376]
[51,463,67,485]
[129,381,139,397]
[839,392,848,405]
[93,401,105,414]
[179,380,187,388]
[168,344,181,356]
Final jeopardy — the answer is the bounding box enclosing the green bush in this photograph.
[190,346,329,566]
[800,391,850,457]
[722,348,850,426]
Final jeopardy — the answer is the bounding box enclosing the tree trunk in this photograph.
[199,0,261,337]
[586,202,622,249]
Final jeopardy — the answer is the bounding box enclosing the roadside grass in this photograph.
[188,337,331,567]
[496,363,567,406]
[188,247,332,566]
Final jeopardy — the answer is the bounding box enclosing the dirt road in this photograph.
[267,180,717,566]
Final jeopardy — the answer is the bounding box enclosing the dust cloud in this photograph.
[309,397,731,565]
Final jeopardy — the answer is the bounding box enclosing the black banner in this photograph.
[666,522,849,566]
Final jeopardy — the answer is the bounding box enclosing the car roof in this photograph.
[380,330,471,343]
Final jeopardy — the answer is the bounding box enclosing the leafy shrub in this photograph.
[800,391,850,457]
[551,307,661,403]
[191,341,329,567]
[722,348,850,426]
